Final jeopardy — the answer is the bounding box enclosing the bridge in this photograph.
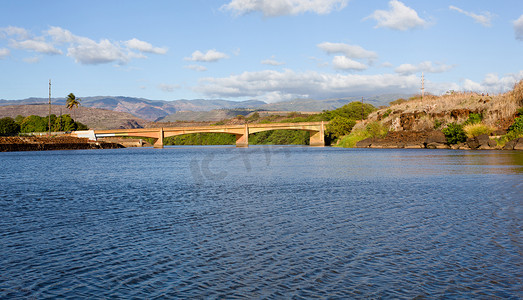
[74,122,327,148]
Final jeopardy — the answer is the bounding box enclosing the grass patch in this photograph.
[336,121,388,148]
[337,128,371,148]
[463,123,494,138]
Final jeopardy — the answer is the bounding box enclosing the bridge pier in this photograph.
[235,124,249,147]
[309,121,325,147]
[154,128,164,148]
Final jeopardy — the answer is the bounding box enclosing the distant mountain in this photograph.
[0,94,410,122]
[259,94,410,112]
[159,109,256,122]
[0,104,147,130]
[0,97,266,121]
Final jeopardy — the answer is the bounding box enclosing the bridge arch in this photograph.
[90,122,326,148]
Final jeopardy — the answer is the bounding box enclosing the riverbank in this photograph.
[0,136,124,152]
[354,130,523,150]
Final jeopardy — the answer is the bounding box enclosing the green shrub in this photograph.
[508,116,523,133]
[434,119,443,130]
[0,117,20,136]
[382,109,392,118]
[442,123,467,144]
[464,113,482,125]
[496,115,523,147]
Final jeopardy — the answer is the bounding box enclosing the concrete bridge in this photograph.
[75,122,327,148]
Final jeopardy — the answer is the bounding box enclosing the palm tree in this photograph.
[66,93,81,122]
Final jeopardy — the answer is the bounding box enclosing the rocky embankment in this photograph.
[0,136,124,152]
[355,131,523,150]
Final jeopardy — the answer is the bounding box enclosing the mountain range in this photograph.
[0,94,410,123]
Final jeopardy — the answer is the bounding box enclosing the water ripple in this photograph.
[0,148,521,298]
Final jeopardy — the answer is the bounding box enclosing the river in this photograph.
[0,147,521,298]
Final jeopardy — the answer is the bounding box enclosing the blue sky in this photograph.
[1,0,522,102]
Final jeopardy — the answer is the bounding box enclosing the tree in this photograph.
[66,93,81,121]
[52,114,77,132]
[325,116,356,139]
[20,115,48,133]
[323,101,376,121]
[14,115,24,125]
[0,117,20,136]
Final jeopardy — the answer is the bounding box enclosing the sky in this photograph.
[1,0,522,102]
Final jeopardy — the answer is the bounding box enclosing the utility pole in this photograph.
[421,72,425,101]
[48,79,51,136]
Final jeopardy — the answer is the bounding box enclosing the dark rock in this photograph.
[488,139,497,148]
[399,112,426,130]
[355,138,374,148]
[476,134,493,149]
[404,143,424,149]
[425,131,447,144]
[514,138,523,150]
[492,129,507,136]
[451,142,471,150]
[477,134,490,143]
[450,109,471,120]
[503,140,516,150]
[426,142,449,149]
[467,137,480,149]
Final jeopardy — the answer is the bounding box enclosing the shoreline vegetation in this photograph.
[0,80,522,152]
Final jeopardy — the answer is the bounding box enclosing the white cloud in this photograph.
[0,48,10,58]
[395,61,454,75]
[23,56,42,64]
[46,26,134,64]
[317,42,378,60]
[47,26,76,43]
[125,38,167,54]
[0,26,29,39]
[366,0,427,31]
[222,0,348,17]
[462,71,523,93]
[9,39,62,55]
[185,49,229,62]
[2,26,164,65]
[514,14,523,41]
[158,83,180,92]
[332,56,367,71]
[196,69,420,102]
[449,6,493,27]
[68,38,132,65]
[185,64,208,72]
[261,56,285,66]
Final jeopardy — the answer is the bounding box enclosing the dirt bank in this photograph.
[355,130,523,150]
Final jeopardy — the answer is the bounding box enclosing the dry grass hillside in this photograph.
[359,80,523,132]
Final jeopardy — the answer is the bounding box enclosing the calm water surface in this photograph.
[0,147,522,298]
